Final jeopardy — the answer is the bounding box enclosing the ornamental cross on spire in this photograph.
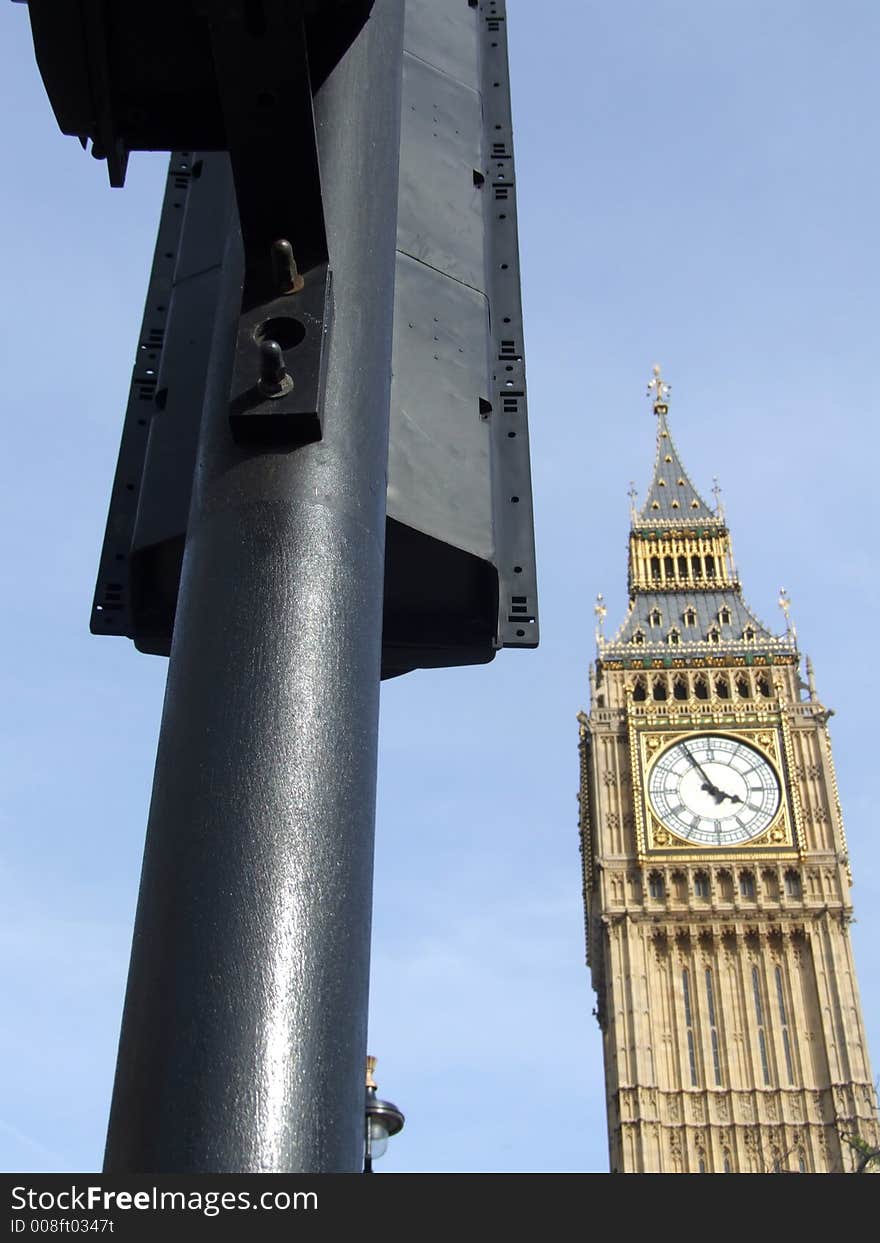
[646,363,671,412]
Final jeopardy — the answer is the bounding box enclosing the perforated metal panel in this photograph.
[389,0,537,653]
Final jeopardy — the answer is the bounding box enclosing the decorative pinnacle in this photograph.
[595,592,607,649]
[778,586,798,642]
[646,363,671,412]
[627,481,638,520]
[805,655,818,701]
[712,476,725,519]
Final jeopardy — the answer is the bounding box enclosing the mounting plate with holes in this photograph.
[228,265,332,446]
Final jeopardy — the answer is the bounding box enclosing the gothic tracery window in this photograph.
[784,869,802,898]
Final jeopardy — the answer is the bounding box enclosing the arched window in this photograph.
[673,674,688,700]
[692,555,703,578]
[743,626,756,642]
[649,608,662,627]
[682,968,698,1086]
[694,871,710,898]
[756,674,771,697]
[752,966,771,1085]
[650,556,661,580]
[762,869,779,900]
[678,556,689,579]
[664,556,674,579]
[706,968,722,1086]
[668,629,681,647]
[632,677,648,702]
[648,871,665,899]
[684,607,697,627]
[715,675,730,699]
[652,677,667,702]
[717,869,734,901]
[694,674,709,700]
[705,554,716,578]
[776,965,795,1085]
[708,627,720,645]
[672,870,687,901]
[739,870,755,899]
[719,606,731,625]
[633,629,645,646]
[784,869,802,898]
[735,673,751,699]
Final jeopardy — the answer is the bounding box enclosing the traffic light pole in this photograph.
[103,0,405,1174]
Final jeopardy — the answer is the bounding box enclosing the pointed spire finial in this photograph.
[778,586,798,644]
[712,476,725,519]
[595,592,607,650]
[646,363,671,413]
[627,481,638,520]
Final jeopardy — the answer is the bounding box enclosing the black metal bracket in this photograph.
[227,263,332,446]
[204,0,333,446]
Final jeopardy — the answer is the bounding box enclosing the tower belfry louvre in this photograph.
[578,368,878,1173]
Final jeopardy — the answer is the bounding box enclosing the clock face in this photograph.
[647,734,781,846]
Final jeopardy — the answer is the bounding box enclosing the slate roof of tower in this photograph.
[607,589,783,652]
[639,408,716,524]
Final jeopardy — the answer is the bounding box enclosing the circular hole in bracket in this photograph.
[255,317,306,350]
[516,629,525,637]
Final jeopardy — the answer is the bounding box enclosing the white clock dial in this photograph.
[647,734,781,846]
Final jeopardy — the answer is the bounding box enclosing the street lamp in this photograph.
[364,1056,404,1173]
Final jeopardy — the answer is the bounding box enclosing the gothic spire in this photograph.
[639,366,715,524]
[599,367,796,659]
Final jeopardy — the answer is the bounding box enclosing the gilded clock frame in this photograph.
[627,705,806,862]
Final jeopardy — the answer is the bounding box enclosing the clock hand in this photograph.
[681,743,722,797]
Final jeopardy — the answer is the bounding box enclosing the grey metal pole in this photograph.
[103,0,405,1174]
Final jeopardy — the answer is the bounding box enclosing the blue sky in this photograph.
[1,0,878,1173]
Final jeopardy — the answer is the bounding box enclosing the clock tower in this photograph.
[578,368,879,1173]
